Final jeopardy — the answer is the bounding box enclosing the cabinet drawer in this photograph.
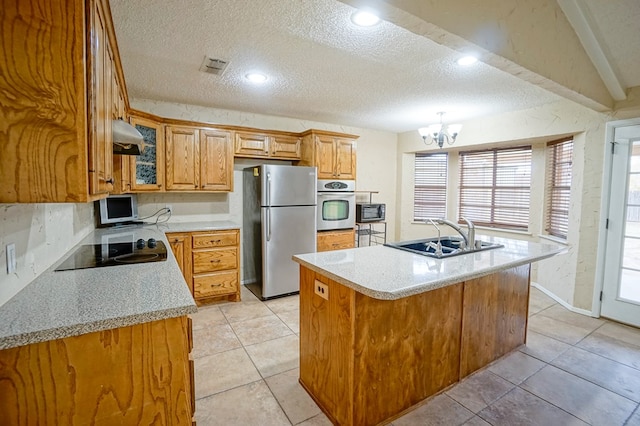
[192,248,238,274]
[317,229,355,252]
[192,231,238,248]
[193,271,239,299]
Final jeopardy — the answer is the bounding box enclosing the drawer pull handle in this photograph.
[210,259,221,263]
[210,284,222,288]
[210,239,221,243]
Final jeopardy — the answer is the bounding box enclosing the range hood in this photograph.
[112,119,145,155]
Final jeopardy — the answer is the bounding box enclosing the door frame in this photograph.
[593,117,640,317]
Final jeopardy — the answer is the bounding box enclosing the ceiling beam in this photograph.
[557,0,626,101]
[339,0,614,112]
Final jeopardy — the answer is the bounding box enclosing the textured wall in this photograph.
[0,203,95,306]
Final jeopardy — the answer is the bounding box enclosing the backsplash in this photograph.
[0,203,95,307]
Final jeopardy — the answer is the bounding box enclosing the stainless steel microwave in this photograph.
[356,203,385,223]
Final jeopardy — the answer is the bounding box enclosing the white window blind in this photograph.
[414,153,447,220]
[459,146,532,230]
[545,138,573,239]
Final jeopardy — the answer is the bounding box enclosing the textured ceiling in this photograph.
[110,0,572,132]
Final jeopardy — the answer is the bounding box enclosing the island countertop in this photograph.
[293,236,564,300]
[0,220,239,350]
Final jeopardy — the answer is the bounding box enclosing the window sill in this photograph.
[539,234,569,246]
[473,225,533,237]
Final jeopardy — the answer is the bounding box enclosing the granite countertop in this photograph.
[293,236,564,300]
[0,220,240,350]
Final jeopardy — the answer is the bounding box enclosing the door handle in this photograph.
[266,172,272,242]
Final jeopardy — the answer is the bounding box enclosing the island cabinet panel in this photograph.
[460,263,531,378]
[0,316,193,425]
[299,266,463,426]
[299,264,532,425]
[352,286,463,426]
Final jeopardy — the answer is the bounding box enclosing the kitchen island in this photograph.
[0,221,237,425]
[292,236,563,426]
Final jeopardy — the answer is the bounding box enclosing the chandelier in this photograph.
[418,112,462,149]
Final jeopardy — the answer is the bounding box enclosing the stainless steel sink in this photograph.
[384,236,504,259]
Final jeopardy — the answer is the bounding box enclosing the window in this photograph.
[545,138,573,239]
[459,146,532,230]
[414,153,447,220]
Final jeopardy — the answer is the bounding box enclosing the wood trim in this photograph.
[128,109,302,137]
[298,129,360,139]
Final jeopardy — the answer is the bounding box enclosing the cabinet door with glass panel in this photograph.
[129,115,165,191]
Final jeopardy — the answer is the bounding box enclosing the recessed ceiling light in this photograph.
[457,56,478,66]
[351,11,380,27]
[245,72,268,83]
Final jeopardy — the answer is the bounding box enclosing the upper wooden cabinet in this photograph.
[129,115,165,191]
[0,0,122,203]
[234,131,301,160]
[166,126,233,192]
[270,134,302,159]
[200,129,234,191]
[298,130,358,180]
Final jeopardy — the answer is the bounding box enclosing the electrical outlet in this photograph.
[165,205,172,214]
[6,243,16,274]
[314,280,329,300]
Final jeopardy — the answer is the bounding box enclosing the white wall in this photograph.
[0,203,95,306]
[132,99,399,244]
[397,99,610,311]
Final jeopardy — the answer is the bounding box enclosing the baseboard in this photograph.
[530,282,595,317]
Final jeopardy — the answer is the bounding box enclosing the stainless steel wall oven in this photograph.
[317,179,356,231]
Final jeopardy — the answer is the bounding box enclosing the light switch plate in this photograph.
[6,243,16,274]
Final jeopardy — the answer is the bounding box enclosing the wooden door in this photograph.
[89,0,113,196]
[110,56,130,194]
[270,135,301,159]
[167,232,192,294]
[316,136,337,179]
[234,132,269,157]
[129,116,165,191]
[200,129,233,191]
[335,138,356,180]
[166,126,199,190]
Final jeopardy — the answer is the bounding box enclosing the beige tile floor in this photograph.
[192,285,640,425]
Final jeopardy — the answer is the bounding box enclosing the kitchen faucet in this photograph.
[434,217,476,251]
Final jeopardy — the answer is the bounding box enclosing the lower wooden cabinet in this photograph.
[317,229,356,252]
[168,229,241,305]
[0,316,194,425]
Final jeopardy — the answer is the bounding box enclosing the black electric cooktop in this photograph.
[55,239,168,271]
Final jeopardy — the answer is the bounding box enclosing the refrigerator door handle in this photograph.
[266,172,272,241]
[266,172,271,206]
[266,206,271,241]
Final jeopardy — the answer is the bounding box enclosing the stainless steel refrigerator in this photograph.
[243,165,317,299]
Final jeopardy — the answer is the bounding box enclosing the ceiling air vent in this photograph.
[200,56,229,76]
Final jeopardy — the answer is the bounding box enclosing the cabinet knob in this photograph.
[106,178,114,184]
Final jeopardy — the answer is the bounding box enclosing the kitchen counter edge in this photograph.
[0,221,240,350]
[293,237,565,300]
